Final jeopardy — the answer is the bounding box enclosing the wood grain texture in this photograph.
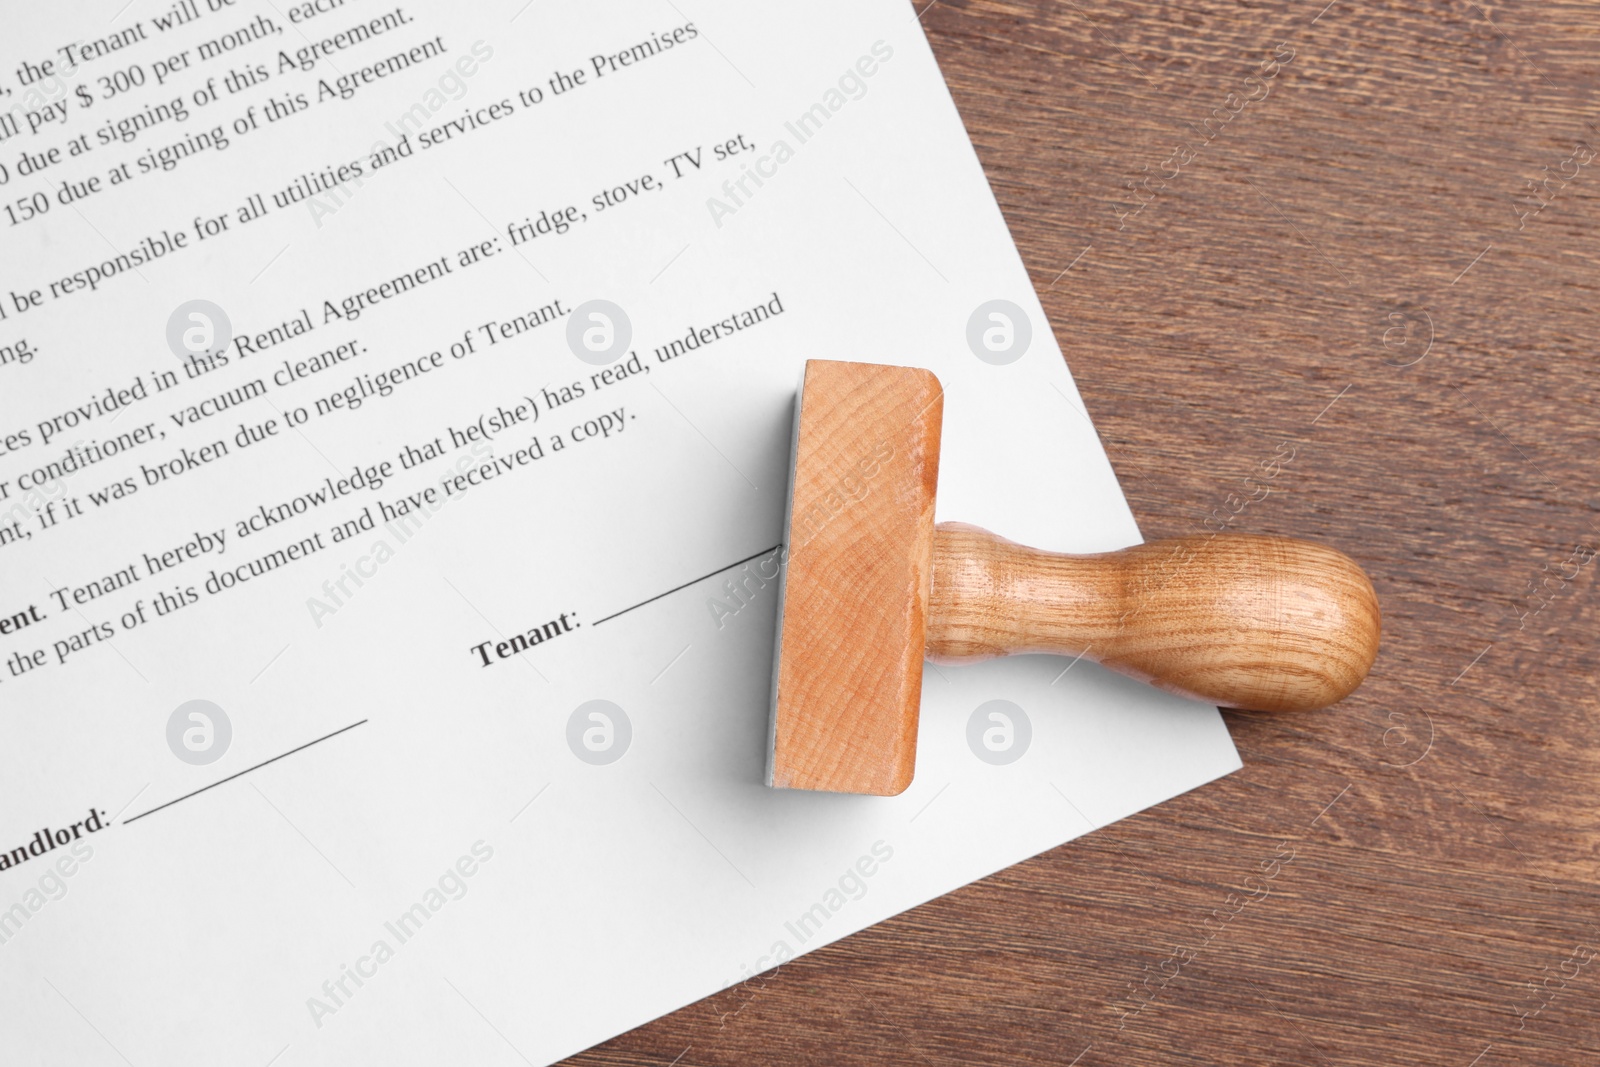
[769,360,944,796]
[926,524,1381,711]
[566,1,1600,1063]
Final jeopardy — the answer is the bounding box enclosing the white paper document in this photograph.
[0,2,1240,1062]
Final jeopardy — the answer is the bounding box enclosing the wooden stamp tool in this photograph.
[767,359,1381,796]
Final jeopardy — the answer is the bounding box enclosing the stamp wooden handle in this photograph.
[926,523,1380,712]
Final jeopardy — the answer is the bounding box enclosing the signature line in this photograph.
[124,719,369,825]
[592,545,780,626]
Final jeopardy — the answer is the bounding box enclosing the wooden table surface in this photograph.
[573,2,1600,1063]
